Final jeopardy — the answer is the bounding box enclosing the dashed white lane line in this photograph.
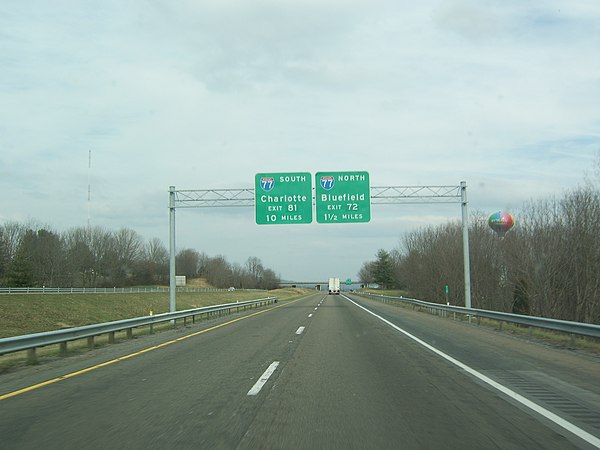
[308,314,313,318]
[247,361,280,396]
[296,326,305,335]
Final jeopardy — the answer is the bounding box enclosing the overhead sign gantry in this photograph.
[168,179,471,313]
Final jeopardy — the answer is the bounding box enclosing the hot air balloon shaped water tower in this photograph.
[488,211,515,238]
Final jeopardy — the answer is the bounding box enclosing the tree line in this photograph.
[359,181,600,324]
[0,223,280,290]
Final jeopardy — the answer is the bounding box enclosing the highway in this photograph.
[1,293,599,449]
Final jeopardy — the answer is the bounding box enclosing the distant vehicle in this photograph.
[328,277,340,295]
[228,287,235,291]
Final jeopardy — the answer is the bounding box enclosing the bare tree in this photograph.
[204,255,232,288]
[87,226,117,287]
[0,221,26,263]
[400,223,464,304]
[137,238,169,285]
[261,268,280,290]
[111,228,144,285]
[358,260,375,287]
[559,187,600,322]
[0,219,284,292]
[176,248,201,278]
[245,256,264,288]
[62,227,94,286]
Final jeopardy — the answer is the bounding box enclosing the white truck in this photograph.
[328,277,340,295]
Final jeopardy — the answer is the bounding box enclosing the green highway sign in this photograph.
[315,171,371,223]
[346,278,352,285]
[255,173,313,224]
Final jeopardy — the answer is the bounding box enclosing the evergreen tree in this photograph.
[6,245,33,287]
[373,249,394,289]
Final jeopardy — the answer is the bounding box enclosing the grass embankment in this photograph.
[0,288,310,339]
[0,287,311,371]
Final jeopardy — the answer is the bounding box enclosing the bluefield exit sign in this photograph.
[315,171,370,223]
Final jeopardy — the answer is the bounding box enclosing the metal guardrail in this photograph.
[0,297,277,362]
[0,287,265,294]
[358,293,600,339]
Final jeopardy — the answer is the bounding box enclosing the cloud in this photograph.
[1,1,599,279]
[434,1,505,41]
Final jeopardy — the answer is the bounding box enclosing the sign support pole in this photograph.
[169,186,176,313]
[461,181,472,309]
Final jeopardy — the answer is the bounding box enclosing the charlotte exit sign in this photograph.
[315,171,370,223]
[255,172,313,224]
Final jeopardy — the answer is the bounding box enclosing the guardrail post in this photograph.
[108,332,115,344]
[59,342,67,356]
[127,328,133,339]
[88,336,94,349]
[27,348,37,365]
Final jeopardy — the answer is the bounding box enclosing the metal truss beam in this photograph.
[174,189,255,208]
[370,185,462,204]
[172,185,463,208]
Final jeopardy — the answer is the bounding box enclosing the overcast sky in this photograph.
[1,1,599,281]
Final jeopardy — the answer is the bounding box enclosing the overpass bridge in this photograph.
[279,281,326,289]
[279,281,364,289]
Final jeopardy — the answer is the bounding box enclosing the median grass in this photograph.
[0,288,311,372]
[0,288,310,339]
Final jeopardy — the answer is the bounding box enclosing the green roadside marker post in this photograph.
[315,171,371,223]
[255,173,313,224]
[444,284,449,305]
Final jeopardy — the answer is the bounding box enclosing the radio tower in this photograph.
[87,149,91,230]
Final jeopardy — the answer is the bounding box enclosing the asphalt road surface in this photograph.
[1,293,599,449]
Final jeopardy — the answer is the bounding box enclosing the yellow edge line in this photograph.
[0,299,299,401]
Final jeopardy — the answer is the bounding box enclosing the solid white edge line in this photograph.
[247,361,280,396]
[296,326,305,335]
[342,295,600,448]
